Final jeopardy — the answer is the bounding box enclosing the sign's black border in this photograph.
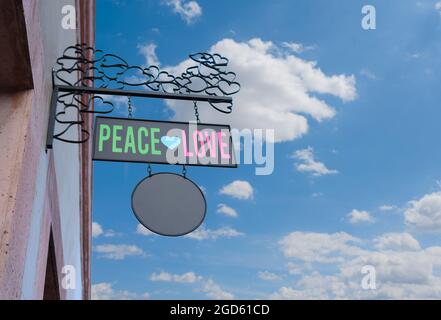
[92,116,238,168]
[131,172,207,237]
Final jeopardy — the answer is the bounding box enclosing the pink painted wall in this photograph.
[0,0,94,300]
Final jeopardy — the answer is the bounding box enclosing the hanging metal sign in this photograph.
[93,116,236,167]
[132,173,206,236]
[47,45,241,237]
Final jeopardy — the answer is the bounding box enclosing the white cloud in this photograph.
[271,272,441,300]
[92,222,103,238]
[270,273,346,300]
[379,205,396,211]
[374,233,421,251]
[164,0,202,24]
[94,244,144,260]
[217,204,238,218]
[340,251,436,288]
[292,147,338,177]
[92,222,121,238]
[185,225,244,240]
[149,270,233,300]
[150,271,201,283]
[409,52,421,59]
[435,1,441,15]
[102,229,121,238]
[136,224,155,236]
[270,286,305,299]
[273,228,441,299]
[258,271,282,281]
[92,282,149,300]
[312,192,323,198]
[219,180,254,200]
[360,68,377,80]
[282,42,316,53]
[279,231,364,263]
[166,38,357,143]
[201,279,234,300]
[405,192,441,233]
[287,262,310,275]
[347,209,375,224]
[137,43,159,66]
[99,94,133,116]
[272,189,441,299]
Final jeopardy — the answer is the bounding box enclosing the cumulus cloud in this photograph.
[405,192,441,233]
[273,189,441,299]
[166,38,357,143]
[136,224,155,236]
[282,42,316,54]
[185,225,244,240]
[92,222,104,238]
[136,222,244,241]
[347,209,375,224]
[436,1,441,15]
[201,279,234,300]
[163,0,202,24]
[360,68,377,80]
[137,43,159,66]
[99,94,133,117]
[273,228,441,299]
[271,286,304,299]
[258,271,283,281]
[92,222,121,238]
[219,180,254,200]
[287,262,310,275]
[340,250,437,288]
[94,244,144,260]
[279,231,364,264]
[374,233,421,251]
[292,147,338,177]
[92,282,149,300]
[150,271,201,283]
[270,273,346,300]
[149,270,233,300]
[217,204,238,218]
[379,205,396,211]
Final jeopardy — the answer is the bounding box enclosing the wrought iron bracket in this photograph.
[46,44,240,150]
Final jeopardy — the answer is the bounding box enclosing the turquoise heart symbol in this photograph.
[161,136,181,150]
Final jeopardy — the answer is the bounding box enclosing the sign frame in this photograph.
[131,172,207,237]
[92,116,238,169]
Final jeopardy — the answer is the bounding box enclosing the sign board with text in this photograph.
[93,117,236,167]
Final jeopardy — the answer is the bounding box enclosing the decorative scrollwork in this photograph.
[52,44,240,144]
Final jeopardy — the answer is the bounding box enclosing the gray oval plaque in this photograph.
[131,173,206,237]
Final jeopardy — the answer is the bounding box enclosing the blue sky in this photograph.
[91,0,441,299]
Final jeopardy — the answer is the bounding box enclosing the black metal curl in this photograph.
[53,90,115,144]
[52,44,240,145]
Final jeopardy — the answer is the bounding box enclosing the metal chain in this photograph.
[127,96,151,177]
[193,101,200,123]
[127,96,133,118]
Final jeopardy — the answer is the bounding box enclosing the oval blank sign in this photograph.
[131,173,206,237]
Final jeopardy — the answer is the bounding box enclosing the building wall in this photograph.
[22,0,82,300]
[0,0,94,300]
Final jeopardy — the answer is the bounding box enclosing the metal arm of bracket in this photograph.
[46,85,233,150]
